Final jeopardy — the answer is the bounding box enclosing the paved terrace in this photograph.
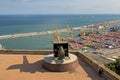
[0,54,104,80]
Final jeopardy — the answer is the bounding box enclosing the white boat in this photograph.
[0,44,4,50]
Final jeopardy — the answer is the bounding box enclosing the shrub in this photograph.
[105,58,120,75]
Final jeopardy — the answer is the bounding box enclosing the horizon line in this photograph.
[0,13,120,15]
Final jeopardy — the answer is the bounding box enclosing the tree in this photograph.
[105,58,120,75]
[115,58,120,75]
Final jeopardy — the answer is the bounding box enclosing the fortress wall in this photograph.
[77,52,120,80]
[0,50,53,55]
[0,50,77,55]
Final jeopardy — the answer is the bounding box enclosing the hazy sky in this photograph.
[0,0,120,14]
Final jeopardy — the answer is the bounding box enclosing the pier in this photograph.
[0,20,120,40]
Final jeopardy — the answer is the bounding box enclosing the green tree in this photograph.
[105,58,120,75]
[115,58,120,75]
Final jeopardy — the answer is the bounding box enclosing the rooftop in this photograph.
[0,54,103,80]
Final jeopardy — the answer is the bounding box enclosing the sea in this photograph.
[0,14,120,50]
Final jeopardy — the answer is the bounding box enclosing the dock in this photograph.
[0,20,120,40]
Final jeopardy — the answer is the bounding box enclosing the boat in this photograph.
[0,44,4,50]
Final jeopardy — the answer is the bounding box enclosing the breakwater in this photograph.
[0,20,120,40]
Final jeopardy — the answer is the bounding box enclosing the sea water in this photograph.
[0,14,120,50]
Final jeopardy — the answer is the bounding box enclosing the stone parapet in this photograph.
[0,50,53,55]
[77,51,120,80]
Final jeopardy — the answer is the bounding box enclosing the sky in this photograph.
[0,0,120,14]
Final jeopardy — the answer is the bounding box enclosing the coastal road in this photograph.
[85,48,113,64]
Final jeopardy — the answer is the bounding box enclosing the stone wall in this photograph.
[0,50,53,55]
[0,50,77,55]
[77,51,120,80]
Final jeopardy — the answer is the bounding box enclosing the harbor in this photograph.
[0,20,120,40]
